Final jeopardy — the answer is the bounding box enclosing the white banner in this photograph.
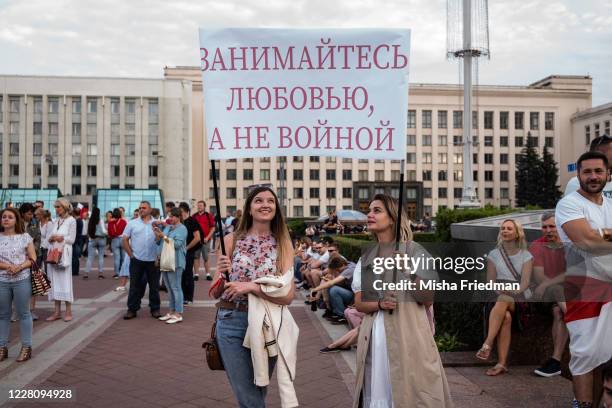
[199,28,410,160]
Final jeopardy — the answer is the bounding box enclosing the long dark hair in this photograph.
[87,207,101,238]
[0,208,26,234]
[234,186,292,274]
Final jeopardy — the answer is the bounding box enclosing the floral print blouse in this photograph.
[221,233,277,302]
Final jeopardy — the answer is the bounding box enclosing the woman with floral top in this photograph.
[211,186,296,408]
[0,208,38,363]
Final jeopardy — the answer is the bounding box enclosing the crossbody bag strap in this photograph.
[499,247,521,283]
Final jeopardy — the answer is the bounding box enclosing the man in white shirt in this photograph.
[564,134,612,198]
[555,150,612,407]
[302,241,330,290]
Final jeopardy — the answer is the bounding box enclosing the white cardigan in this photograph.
[244,268,299,408]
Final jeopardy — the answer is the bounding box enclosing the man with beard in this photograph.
[555,151,612,408]
[565,134,612,198]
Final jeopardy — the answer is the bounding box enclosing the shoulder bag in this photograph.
[202,309,224,370]
[499,247,533,300]
[31,258,51,296]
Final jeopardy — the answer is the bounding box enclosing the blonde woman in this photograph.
[46,198,77,322]
[475,219,534,376]
[352,194,452,408]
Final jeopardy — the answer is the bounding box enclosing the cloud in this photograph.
[0,0,610,104]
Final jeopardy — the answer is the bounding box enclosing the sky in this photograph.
[0,0,611,105]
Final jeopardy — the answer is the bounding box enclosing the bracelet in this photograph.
[598,228,604,238]
[377,299,383,311]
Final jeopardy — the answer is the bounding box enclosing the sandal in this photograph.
[486,363,508,376]
[45,314,61,322]
[475,343,492,360]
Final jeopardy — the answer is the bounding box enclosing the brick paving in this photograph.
[1,254,575,407]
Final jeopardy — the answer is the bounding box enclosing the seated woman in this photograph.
[476,219,534,376]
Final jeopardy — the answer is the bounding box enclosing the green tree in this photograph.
[516,144,543,207]
[540,146,562,208]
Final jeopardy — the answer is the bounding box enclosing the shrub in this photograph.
[434,302,484,349]
[286,218,309,238]
[413,232,437,242]
[333,236,372,262]
[435,332,465,352]
[434,205,516,242]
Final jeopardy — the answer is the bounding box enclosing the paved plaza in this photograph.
[1,254,573,408]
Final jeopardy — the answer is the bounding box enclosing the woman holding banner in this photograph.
[352,194,452,408]
[211,186,299,408]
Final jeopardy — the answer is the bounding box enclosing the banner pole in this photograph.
[390,159,406,315]
[210,160,229,280]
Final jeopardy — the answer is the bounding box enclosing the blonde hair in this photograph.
[54,198,73,218]
[497,219,527,250]
[369,193,413,242]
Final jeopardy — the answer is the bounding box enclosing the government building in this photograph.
[2,71,605,218]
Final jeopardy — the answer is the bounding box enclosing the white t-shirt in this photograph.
[487,248,532,282]
[555,191,612,281]
[564,176,612,199]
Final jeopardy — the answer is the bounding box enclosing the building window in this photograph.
[326,187,336,198]
[260,169,270,180]
[454,188,463,198]
[452,111,463,129]
[472,111,478,129]
[126,144,136,156]
[48,98,59,114]
[126,100,136,114]
[49,123,58,135]
[438,170,447,181]
[359,170,368,181]
[453,170,463,181]
[87,98,97,113]
[483,170,494,181]
[72,165,81,177]
[545,137,554,148]
[473,153,478,164]
[72,145,82,156]
[605,120,610,135]
[342,187,352,198]
[276,169,286,180]
[310,169,319,180]
[530,112,539,130]
[9,97,20,113]
[33,143,42,156]
[358,187,369,199]
[310,188,320,199]
[148,101,158,116]
[485,188,494,199]
[422,110,432,128]
[149,166,158,177]
[484,136,493,146]
[125,165,134,177]
[112,165,120,177]
[500,136,508,147]
[243,169,253,180]
[515,137,524,147]
[87,165,97,177]
[545,112,554,130]
[225,188,236,199]
[33,122,42,135]
[423,170,432,181]
[310,206,320,216]
[422,135,432,146]
[473,170,478,181]
[515,112,524,130]
[111,99,120,114]
[326,169,336,180]
[111,144,120,156]
[500,188,509,199]
[375,170,384,181]
[9,122,18,135]
[72,99,81,113]
[438,153,447,164]
[10,143,19,156]
[594,123,600,138]
[292,206,303,217]
[484,111,493,129]
[72,184,82,195]
[48,164,58,177]
[33,164,41,177]
[391,170,400,181]
[293,188,303,199]
[293,156,303,162]
[423,188,431,198]
[438,110,447,129]
[528,135,539,147]
[293,169,303,180]
[407,153,416,163]
[309,156,319,162]
[453,135,462,145]
[10,164,19,176]
[500,111,509,130]
[585,125,591,145]
[438,188,447,198]
[342,169,352,180]
[407,110,416,128]
[87,144,97,156]
[484,154,493,164]
[406,134,416,145]
[72,123,81,137]
[438,134,447,146]
[500,154,509,164]
[453,153,463,164]
[226,169,236,180]
[500,170,509,181]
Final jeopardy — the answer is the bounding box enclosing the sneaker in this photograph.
[206,273,212,281]
[322,309,334,319]
[193,273,200,281]
[166,316,183,324]
[113,274,119,279]
[331,316,348,325]
[98,274,105,279]
[158,313,173,321]
[534,358,561,377]
[319,347,341,354]
[114,286,126,292]
[83,275,89,280]
[183,301,193,306]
